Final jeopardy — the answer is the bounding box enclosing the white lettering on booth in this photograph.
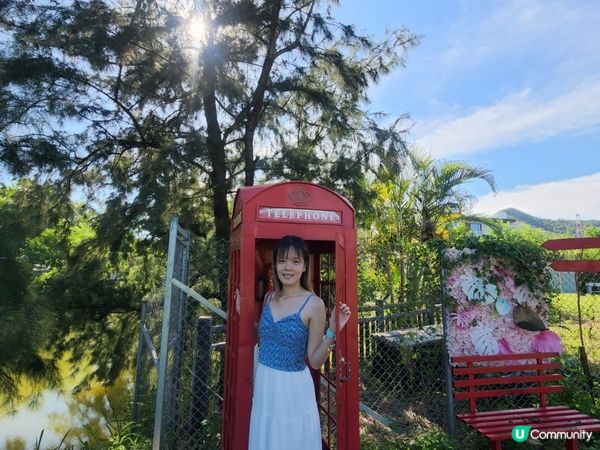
[258,207,342,224]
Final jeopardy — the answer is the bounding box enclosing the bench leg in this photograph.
[566,439,578,450]
[490,441,501,450]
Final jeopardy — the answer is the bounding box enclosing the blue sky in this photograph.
[335,0,600,220]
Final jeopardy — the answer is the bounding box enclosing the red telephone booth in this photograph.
[222,181,360,450]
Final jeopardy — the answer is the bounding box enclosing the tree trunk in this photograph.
[243,132,256,186]
[243,0,283,186]
[202,35,230,242]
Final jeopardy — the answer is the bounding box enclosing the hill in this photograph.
[496,208,600,235]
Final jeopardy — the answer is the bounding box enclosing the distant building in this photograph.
[467,221,484,236]
[464,212,520,237]
[491,211,517,223]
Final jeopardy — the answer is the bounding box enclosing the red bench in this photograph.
[451,352,600,450]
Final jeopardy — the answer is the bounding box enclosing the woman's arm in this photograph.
[306,299,351,370]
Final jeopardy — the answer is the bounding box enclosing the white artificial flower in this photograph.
[514,285,536,306]
[443,248,462,261]
[469,325,498,355]
[495,297,512,315]
[461,275,497,304]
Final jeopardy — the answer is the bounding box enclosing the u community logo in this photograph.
[512,425,531,443]
[512,425,593,443]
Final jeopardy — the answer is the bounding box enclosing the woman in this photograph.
[243,235,351,450]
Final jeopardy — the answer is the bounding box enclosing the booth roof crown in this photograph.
[288,187,312,206]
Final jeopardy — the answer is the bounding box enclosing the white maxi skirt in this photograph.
[248,362,321,450]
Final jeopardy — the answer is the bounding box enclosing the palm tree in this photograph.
[408,151,497,242]
[360,150,498,305]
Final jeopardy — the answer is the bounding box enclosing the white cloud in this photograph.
[414,77,600,158]
[394,0,600,158]
[437,0,600,77]
[471,172,600,220]
[423,0,600,89]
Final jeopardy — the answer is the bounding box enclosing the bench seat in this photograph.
[458,405,600,440]
[451,352,600,449]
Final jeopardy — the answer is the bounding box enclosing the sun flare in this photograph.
[187,15,206,47]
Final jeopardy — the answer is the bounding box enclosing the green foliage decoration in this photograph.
[444,230,559,299]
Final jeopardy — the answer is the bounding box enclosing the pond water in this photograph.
[0,360,132,450]
[1,390,77,449]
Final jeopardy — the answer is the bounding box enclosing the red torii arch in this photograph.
[543,237,600,273]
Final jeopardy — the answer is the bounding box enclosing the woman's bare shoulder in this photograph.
[306,293,326,315]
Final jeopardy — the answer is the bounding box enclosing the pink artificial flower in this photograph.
[531,330,563,354]
[493,266,513,279]
[497,338,513,354]
[491,265,515,292]
[450,307,477,329]
[503,276,515,292]
[447,275,458,286]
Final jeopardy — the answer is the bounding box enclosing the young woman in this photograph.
[243,235,351,450]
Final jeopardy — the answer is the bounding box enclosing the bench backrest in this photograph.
[451,352,563,415]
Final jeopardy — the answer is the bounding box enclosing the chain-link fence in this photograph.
[356,241,600,448]
[355,240,452,434]
[549,247,600,422]
[357,300,447,428]
[132,219,229,450]
[133,221,600,448]
[450,273,600,448]
[131,294,166,437]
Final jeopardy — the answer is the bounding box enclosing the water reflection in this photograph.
[0,355,133,450]
[2,390,72,449]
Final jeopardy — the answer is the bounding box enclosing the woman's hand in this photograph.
[329,302,351,332]
[235,287,241,315]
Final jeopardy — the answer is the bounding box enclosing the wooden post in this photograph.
[188,316,213,433]
[375,300,385,332]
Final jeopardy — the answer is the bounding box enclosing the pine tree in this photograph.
[1,0,418,245]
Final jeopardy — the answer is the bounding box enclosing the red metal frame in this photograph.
[543,237,600,272]
[550,260,600,272]
[542,237,600,251]
[222,181,360,450]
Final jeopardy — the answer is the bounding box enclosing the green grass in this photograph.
[551,293,600,361]
[547,292,600,428]
[551,293,600,322]
[359,415,460,450]
[31,420,151,450]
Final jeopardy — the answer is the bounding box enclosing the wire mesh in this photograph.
[159,236,229,450]
[134,223,600,448]
[132,294,165,437]
[357,302,448,430]
[355,240,450,432]
[132,223,229,450]
[548,248,600,419]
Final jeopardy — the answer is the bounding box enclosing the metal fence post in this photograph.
[439,252,456,438]
[375,299,385,332]
[188,316,213,430]
[153,217,179,450]
[132,300,148,422]
[167,226,191,436]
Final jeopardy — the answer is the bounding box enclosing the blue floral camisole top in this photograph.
[258,292,313,372]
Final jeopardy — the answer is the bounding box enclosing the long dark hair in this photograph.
[272,235,312,293]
